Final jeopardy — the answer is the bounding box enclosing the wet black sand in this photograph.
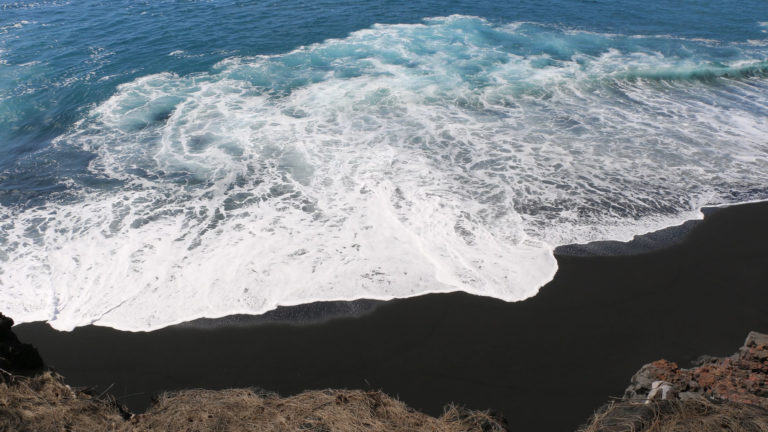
[14,201,768,431]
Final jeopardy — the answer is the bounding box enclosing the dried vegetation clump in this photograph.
[131,387,506,432]
[580,398,768,432]
[0,371,127,432]
[0,371,506,432]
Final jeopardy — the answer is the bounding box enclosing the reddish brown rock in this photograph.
[624,331,768,408]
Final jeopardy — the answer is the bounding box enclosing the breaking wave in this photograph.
[2,16,767,330]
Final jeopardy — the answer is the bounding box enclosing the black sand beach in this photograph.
[13,201,768,431]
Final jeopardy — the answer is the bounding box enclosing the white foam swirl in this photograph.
[2,16,767,330]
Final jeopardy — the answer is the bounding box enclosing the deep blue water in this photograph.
[1,0,767,330]
[2,0,766,186]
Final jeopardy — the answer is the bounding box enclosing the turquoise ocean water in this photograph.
[1,0,767,330]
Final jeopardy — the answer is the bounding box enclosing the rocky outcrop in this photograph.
[581,331,768,432]
[0,312,44,376]
[624,331,768,408]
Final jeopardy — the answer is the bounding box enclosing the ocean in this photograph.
[1,0,767,331]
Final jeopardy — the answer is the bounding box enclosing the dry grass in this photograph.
[131,388,506,432]
[0,372,506,432]
[580,399,768,432]
[0,371,127,432]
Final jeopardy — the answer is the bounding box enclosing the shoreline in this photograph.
[15,201,745,332]
[9,200,754,333]
[13,200,768,431]
[4,316,766,431]
[148,200,720,330]
[19,201,746,331]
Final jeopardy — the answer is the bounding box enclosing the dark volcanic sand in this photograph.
[13,201,768,432]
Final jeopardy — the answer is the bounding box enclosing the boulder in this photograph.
[0,312,44,376]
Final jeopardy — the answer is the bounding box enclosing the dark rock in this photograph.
[691,354,718,366]
[746,331,768,349]
[678,391,705,401]
[0,312,45,376]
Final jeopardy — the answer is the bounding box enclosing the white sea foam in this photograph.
[0,1,70,10]
[0,20,34,33]
[2,16,768,331]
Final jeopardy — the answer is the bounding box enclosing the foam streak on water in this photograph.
[2,16,768,331]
